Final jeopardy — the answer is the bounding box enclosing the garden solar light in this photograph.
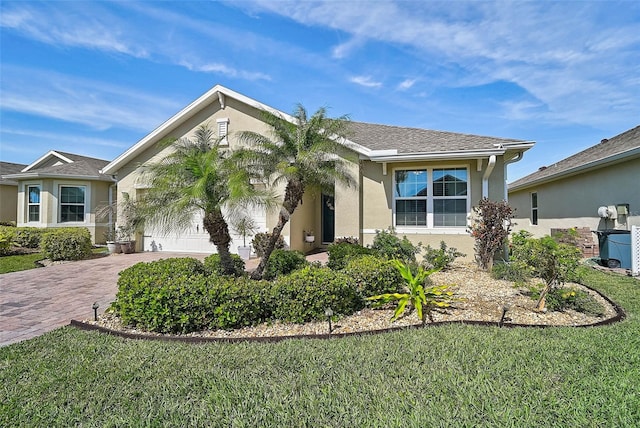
[324,307,333,334]
[92,302,99,321]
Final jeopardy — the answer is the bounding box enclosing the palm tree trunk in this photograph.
[251,181,304,279]
[203,208,235,275]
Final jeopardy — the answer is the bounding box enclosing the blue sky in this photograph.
[1,1,639,182]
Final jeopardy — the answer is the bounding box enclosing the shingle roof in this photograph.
[0,161,28,185]
[509,125,640,190]
[347,121,527,153]
[3,151,114,181]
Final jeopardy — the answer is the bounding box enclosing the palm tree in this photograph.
[237,105,357,279]
[139,124,274,275]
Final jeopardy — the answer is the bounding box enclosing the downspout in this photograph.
[482,155,496,199]
[503,151,523,201]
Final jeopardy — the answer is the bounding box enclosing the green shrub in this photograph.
[343,255,403,299]
[264,249,308,280]
[204,253,246,277]
[334,236,359,245]
[14,227,45,249]
[327,242,375,270]
[371,227,421,263]
[0,226,16,255]
[530,286,605,317]
[251,232,286,258]
[111,258,210,333]
[272,266,361,323]
[41,227,92,261]
[209,276,274,330]
[491,260,532,284]
[422,241,465,271]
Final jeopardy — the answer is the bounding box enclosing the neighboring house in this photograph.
[2,151,116,243]
[508,125,640,241]
[102,84,534,256]
[0,161,28,223]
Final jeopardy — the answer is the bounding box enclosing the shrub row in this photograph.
[112,255,404,334]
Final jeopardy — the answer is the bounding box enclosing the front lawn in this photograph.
[0,252,45,274]
[1,267,638,426]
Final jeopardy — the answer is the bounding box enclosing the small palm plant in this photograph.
[366,260,457,325]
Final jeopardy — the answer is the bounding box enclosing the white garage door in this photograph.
[143,207,267,254]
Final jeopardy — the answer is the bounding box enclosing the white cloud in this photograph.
[179,60,271,81]
[236,1,640,128]
[397,79,417,91]
[350,76,382,88]
[0,66,179,131]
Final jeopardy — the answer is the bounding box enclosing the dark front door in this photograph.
[322,194,335,243]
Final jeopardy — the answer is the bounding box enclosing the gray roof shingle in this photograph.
[347,121,527,153]
[0,161,28,184]
[4,152,113,181]
[509,125,640,190]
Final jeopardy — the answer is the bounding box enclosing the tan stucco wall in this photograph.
[357,157,507,259]
[0,184,18,223]
[509,157,640,238]
[15,178,112,243]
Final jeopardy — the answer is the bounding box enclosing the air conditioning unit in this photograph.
[597,205,618,219]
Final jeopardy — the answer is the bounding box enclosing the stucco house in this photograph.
[0,161,27,223]
[2,151,116,243]
[508,125,640,243]
[101,85,534,256]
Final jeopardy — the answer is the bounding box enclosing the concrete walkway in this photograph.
[0,250,327,347]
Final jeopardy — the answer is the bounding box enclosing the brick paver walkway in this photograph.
[0,250,327,347]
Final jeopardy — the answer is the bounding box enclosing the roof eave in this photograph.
[364,148,507,163]
[509,146,640,192]
[3,172,116,182]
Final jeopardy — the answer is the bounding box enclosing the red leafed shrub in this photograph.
[468,198,515,271]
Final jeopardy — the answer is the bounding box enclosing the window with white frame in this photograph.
[59,186,86,222]
[394,167,468,228]
[531,192,538,225]
[433,168,468,227]
[27,185,41,222]
[395,170,428,226]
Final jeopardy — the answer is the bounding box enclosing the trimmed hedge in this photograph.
[343,255,403,300]
[112,259,366,332]
[41,227,92,261]
[204,253,246,277]
[0,226,16,255]
[272,266,361,323]
[15,227,46,249]
[264,249,308,280]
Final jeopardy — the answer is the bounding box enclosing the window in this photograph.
[27,185,40,222]
[395,170,428,226]
[531,192,538,225]
[394,167,468,228]
[60,186,86,222]
[433,168,468,227]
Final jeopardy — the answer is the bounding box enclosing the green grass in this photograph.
[1,267,639,426]
[0,252,44,274]
[0,247,108,274]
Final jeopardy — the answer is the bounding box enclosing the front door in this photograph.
[322,194,335,243]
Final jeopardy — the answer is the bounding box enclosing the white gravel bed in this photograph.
[85,263,619,339]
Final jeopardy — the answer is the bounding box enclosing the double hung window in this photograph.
[60,186,86,222]
[27,185,41,222]
[394,167,468,228]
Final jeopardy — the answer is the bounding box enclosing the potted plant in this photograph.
[116,192,144,254]
[305,230,315,243]
[104,227,121,254]
[232,216,258,260]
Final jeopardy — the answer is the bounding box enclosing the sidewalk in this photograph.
[0,250,327,347]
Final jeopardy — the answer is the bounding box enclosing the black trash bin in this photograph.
[593,229,632,269]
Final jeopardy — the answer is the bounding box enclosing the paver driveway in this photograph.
[0,252,211,347]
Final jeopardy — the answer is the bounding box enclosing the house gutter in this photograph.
[482,155,497,199]
[3,173,117,182]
